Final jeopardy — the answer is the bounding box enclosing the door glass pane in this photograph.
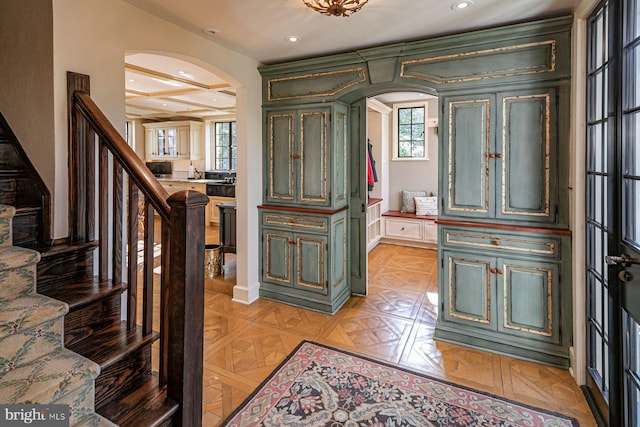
[623,309,640,426]
[587,1,611,403]
[623,0,640,248]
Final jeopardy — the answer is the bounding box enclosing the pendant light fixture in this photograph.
[302,0,369,17]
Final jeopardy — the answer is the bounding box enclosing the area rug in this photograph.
[221,341,578,427]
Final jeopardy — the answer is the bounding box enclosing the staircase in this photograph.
[0,204,115,426]
[0,72,207,426]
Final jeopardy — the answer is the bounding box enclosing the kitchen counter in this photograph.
[154,175,233,185]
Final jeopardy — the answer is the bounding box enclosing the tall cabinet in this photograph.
[260,102,350,314]
[436,82,572,367]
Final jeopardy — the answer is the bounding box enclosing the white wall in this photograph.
[387,98,439,210]
[0,0,55,198]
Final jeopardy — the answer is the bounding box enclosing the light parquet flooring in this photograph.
[200,243,596,426]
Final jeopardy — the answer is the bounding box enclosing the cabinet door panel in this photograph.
[334,108,348,207]
[263,231,292,286]
[498,259,559,342]
[442,251,494,328]
[498,90,556,222]
[267,113,295,202]
[443,97,494,218]
[300,111,328,204]
[177,126,190,158]
[295,234,327,294]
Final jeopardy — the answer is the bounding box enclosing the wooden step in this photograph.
[68,322,159,408]
[37,241,98,292]
[40,277,126,347]
[98,376,178,427]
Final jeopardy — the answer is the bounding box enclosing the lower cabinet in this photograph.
[260,207,349,314]
[436,224,571,367]
[381,214,437,248]
[208,196,235,225]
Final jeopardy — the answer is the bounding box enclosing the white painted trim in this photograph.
[367,98,392,114]
[232,281,260,305]
[570,0,602,385]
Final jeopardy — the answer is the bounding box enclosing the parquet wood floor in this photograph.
[144,223,595,426]
[200,243,596,426]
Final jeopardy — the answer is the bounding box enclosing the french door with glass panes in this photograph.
[586,0,640,425]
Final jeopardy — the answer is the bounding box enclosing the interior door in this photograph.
[586,0,640,425]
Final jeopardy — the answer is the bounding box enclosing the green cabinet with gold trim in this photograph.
[437,224,571,367]
[265,103,348,209]
[441,86,560,226]
[260,208,349,314]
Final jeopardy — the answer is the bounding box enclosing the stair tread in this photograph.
[0,293,68,328]
[0,245,40,271]
[69,323,158,369]
[40,278,126,311]
[13,206,42,215]
[98,377,178,427]
[38,241,99,258]
[75,412,119,427]
[0,204,15,218]
[0,347,99,404]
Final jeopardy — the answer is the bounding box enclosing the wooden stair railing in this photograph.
[68,72,207,426]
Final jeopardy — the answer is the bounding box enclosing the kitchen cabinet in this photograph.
[208,196,235,225]
[143,121,204,160]
[265,103,348,209]
[440,86,559,226]
[436,223,571,367]
[159,180,210,223]
[259,207,349,314]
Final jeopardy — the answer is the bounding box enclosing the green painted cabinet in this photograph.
[260,207,349,314]
[436,224,571,367]
[441,86,558,225]
[265,103,348,209]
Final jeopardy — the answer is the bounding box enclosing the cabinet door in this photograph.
[145,128,157,159]
[441,95,495,218]
[441,250,495,329]
[497,257,560,343]
[496,89,557,223]
[299,109,329,205]
[266,112,295,203]
[294,233,328,294]
[189,123,204,160]
[176,126,190,158]
[263,230,293,287]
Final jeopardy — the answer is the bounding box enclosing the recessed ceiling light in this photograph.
[451,0,473,10]
[202,28,221,36]
[161,103,168,106]
[128,79,135,83]
[286,35,301,43]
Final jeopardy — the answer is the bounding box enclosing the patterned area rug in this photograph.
[221,341,578,427]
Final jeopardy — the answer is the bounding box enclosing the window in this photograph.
[392,102,428,160]
[215,121,236,170]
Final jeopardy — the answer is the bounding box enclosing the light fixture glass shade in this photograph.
[303,0,369,17]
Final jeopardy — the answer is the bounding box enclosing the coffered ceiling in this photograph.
[125,53,237,119]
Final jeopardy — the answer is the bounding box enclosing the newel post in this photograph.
[166,190,208,427]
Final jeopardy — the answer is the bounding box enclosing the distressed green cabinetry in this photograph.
[436,224,572,367]
[265,103,348,209]
[441,86,560,226]
[260,207,349,313]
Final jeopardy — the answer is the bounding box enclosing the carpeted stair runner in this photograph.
[0,204,116,426]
